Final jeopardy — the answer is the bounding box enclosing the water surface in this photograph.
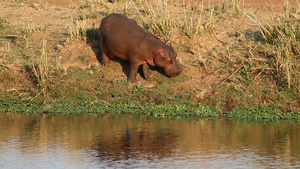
[0,114,299,168]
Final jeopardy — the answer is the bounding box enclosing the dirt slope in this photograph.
[1,0,299,111]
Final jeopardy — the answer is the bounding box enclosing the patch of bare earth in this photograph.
[1,0,298,106]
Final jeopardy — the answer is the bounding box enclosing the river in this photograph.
[0,114,299,168]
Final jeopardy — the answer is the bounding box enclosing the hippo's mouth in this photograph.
[164,61,182,77]
[166,68,182,77]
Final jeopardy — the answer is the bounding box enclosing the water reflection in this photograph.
[94,119,179,162]
[0,114,299,168]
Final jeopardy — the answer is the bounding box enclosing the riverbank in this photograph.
[1,0,300,120]
[1,93,300,120]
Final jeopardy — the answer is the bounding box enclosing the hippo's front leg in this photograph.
[142,64,151,79]
[128,62,140,82]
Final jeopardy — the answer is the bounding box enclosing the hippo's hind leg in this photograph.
[142,64,151,79]
[100,37,110,66]
[101,49,110,66]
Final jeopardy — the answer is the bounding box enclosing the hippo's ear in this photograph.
[157,48,172,63]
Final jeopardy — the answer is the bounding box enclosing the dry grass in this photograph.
[27,39,51,97]
[131,0,177,42]
[21,22,45,36]
[0,15,9,30]
[236,1,300,89]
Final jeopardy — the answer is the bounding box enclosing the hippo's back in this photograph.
[100,13,153,60]
[100,13,149,45]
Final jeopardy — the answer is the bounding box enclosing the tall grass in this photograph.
[258,5,300,89]
[130,0,206,42]
[28,39,50,97]
[183,0,204,38]
[233,0,300,89]
[131,0,176,42]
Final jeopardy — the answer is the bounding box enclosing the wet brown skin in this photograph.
[99,13,182,82]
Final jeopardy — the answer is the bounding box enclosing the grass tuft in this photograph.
[26,39,51,97]
[21,22,45,37]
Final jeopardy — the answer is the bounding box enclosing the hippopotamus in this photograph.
[99,13,182,82]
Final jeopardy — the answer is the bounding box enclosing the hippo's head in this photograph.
[154,45,182,77]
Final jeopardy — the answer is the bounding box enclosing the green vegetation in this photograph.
[0,98,219,118]
[224,106,300,120]
[0,0,300,120]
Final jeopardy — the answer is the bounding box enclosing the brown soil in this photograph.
[0,0,299,111]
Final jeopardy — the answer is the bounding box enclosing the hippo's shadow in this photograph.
[105,58,164,80]
[85,28,164,80]
[84,27,101,63]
